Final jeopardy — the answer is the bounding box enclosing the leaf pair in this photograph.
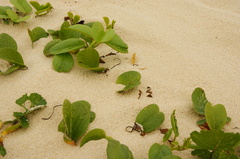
[192,88,229,130]
[191,130,240,158]
[80,129,134,159]
[148,143,181,159]
[29,1,53,16]
[0,33,27,74]
[116,71,141,92]
[58,100,96,145]
[130,104,165,134]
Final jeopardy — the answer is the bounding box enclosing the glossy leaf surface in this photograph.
[135,104,165,133]
[52,53,74,72]
[116,71,141,92]
[43,39,61,56]
[59,21,81,40]
[6,9,31,23]
[205,102,227,130]
[69,24,93,38]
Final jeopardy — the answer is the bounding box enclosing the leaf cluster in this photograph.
[42,14,128,72]
[0,93,47,157]
[0,33,27,74]
[0,0,52,24]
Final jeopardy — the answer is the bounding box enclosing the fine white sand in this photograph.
[0,0,240,158]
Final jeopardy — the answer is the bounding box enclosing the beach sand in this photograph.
[0,0,240,158]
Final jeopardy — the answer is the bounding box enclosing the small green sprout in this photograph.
[29,1,53,16]
[0,93,47,157]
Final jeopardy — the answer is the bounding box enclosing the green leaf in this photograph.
[171,110,179,138]
[52,53,74,72]
[0,48,25,67]
[190,130,240,151]
[29,1,52,16]
[205,102,227,130]
[28,93,47,107]
[29,1,41,10]
[73,15,80,25]
[13,112,29,128]
[59,21,81,40]
[148,143,172,159]
[192,87,208,115]
[6,9,31,23]
[0,145,6,157]
[47,29,60,39]
[103,17,110,27]
[15,93,28,108]
[10,0,32,13]
[61,100,91,143]
[49,38,85,55]
[43,39,61,56]
[69,24,93,38]
[58,119,66,133]
[0,6,12,19]
[90,111,96,123]
[80,128,106,147]
[0,33,18,50]
[116,71,141,92]
[212,150,238,159]
[163,128,173,142]
[91,22,115,43]
[191,149,211,159]
[135,104,165,133]
[106,138,134,159]
[28,27,48,44]
[77,47,105,72]
[105,34,128,53]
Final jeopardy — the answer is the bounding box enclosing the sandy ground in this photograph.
[0,0,240,158]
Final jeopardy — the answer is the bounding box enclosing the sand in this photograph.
[0,0,240,158]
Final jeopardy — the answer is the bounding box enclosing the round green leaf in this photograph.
[77,47,105,72]
[52,53,74,72]
[148,143,172,159]
[205,102,227,130]
[116,71,141,92]
[0,33,17,50]
[136,104,165,133]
